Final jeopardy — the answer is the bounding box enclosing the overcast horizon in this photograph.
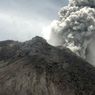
[0,0,68,41]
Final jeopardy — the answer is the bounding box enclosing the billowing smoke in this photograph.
[48,0,95,66]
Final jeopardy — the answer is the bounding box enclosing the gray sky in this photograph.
[0,0,68,41]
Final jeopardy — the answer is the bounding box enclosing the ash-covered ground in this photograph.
[0,36,94,95]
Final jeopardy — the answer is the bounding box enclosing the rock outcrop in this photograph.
[0,36,94,95]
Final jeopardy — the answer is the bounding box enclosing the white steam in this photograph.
[47,0,95,66]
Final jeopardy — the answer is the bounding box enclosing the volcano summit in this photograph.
[0,36,94,95]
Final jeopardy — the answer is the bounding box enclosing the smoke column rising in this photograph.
[47,0,95,66]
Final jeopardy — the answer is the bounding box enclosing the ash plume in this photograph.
[48,0,95,66]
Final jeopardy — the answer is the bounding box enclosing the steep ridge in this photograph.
[0,36,94,95]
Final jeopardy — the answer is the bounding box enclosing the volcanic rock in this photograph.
[0,36,94,95]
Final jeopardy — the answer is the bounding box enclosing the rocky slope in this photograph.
[0,36,94,95]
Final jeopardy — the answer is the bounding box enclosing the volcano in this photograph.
[0,36,94,95]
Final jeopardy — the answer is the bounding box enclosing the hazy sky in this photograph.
[0,0,68,41]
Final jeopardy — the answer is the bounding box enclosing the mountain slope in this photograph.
[0,36,94,95]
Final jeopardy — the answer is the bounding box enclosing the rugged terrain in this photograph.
[0,36,94,95]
